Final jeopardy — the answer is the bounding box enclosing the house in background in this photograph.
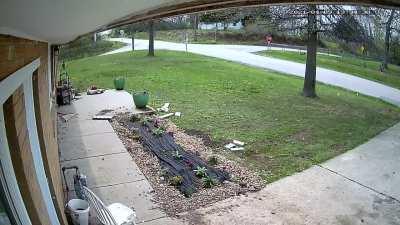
[0,0,398,225]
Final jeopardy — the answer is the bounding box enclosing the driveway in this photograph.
[104,38,400,107]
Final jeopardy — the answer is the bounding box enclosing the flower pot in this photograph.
[113,77,125,90]
[132,91,149,108]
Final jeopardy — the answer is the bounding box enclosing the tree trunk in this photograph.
[148,20,155,57]
[214,23,218,42]
[382,9,395,70]
[303,4,318,98]
[193,14,199,42]
[131,32,135,51]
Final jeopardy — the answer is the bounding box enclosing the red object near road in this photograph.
[265,35,272,45]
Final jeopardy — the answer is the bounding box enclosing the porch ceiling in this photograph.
[1,0,399,44]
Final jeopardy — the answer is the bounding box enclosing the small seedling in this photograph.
[207,156,218,166]
[194,166,208,178]
[173,150,183,160]
[160,168,169,177]
[141,116,151,126]
[202,175,217,188]
[152,127,165,136]
[169,176,183,186]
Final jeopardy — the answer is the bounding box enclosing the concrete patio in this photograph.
[57,90,174,224]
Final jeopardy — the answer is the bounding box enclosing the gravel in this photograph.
[111,113,264,216]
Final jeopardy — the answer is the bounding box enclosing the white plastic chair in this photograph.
[82,186,136,225]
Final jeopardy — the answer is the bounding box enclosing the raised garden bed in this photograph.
[111,113,264,215]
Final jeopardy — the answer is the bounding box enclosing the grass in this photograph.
[257,50,400,89]
[67,50,400,182]
[133,29,307,46]
[60,40,125,61]
[134,29,261,45]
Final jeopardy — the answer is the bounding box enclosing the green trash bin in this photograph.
[132,91,149,108]
[114,77,125,90]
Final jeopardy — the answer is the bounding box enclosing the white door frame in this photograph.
[0,107,31,225]
[0,58,60,225]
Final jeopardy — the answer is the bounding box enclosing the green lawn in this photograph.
[60,40,125,61]
[134,29,277,45]
[257,50,400,89]
[68,50,400,182]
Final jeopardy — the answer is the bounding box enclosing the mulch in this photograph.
[111,113,265,216]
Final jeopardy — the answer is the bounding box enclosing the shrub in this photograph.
[169,176,183,186]
[194,166,207,178]
[202,175,218,188]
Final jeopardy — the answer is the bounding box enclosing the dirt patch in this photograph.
[111,113,264,216]
[290,129,312,144]
[330,143,346,153]
[183,129,222,148]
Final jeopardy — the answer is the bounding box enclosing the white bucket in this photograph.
[67,199,90,225]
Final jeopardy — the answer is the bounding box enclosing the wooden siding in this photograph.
[0,34,67,225]
[4,90,52,225]
[33,68,68,225]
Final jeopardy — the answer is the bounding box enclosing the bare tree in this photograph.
[358,8,400,70]
[131,32,135,51]
[121,22,148,51]
[382,9,397,69]
[303,4,318,97]
[269,5,353,97]
[148,20,155,56]
[192,13,200,41]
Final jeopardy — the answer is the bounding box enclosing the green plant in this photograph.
[207,156,218,166]
[173,150,183,160]
[194,166,208,178]
[141,116,151,126]
[202,175,217,188]
[152,127,165,136]
[59,34,124,61]
[169,175,183,186]
[160,168,169,177]
[130,114,140,122]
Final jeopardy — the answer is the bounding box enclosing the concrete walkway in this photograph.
[104,38,400,107]
[57,90,172,224]
[183,122,400,225]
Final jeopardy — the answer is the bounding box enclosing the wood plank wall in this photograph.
[0,34,67,225]
[4,89,52,225]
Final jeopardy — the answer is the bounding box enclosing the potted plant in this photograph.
[113,76,125,90]
[132,90,149,108]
